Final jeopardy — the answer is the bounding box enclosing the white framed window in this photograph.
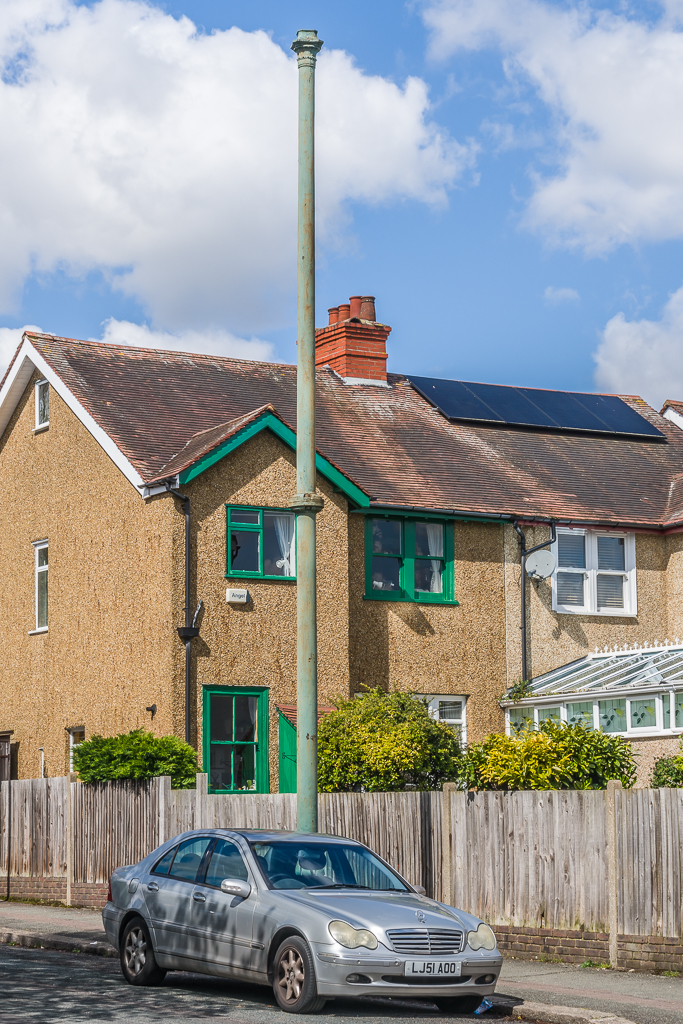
[33,540,48,632]
[551,528,636,616]
[35,379,49,430]
[68,726,85,771]
[508,691,683,737]
[423,694,467,744]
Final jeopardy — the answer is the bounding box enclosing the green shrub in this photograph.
[318,688,461,792]
[457,720,637,791]
[651,742,683,787]
[73,729,198,789]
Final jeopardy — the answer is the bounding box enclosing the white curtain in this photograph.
[426,523,443,593]
[273,514,295,576]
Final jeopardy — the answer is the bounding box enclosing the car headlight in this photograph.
[467,923,497,951]
[328,920,378,950]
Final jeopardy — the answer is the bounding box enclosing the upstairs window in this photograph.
[226,506,296,580]
[35,380,49,429]
[33,540,48,632]
[68,726,85,771]
[364,516,457,604]
[552,529,636,616]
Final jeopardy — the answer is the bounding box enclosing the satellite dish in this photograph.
[526,549,556,580]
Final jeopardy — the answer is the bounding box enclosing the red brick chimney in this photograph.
[315,295,391,383]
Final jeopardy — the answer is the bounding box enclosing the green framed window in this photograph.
[226,506,296,580]
[363,516,457,604]
[203,686,269,793]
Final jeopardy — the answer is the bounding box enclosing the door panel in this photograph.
[143,836,213,957]
[191,838,255,969]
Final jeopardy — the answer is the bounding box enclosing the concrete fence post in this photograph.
[196,773,208,830]
[441,783,458,907]
[606,779,622,968]
[157,776,171,847]
[65,773,76,907]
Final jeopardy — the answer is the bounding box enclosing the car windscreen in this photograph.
[249,840,410,891]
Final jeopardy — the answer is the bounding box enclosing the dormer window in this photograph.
[35,380,49,430]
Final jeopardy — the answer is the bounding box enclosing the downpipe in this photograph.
[512,520,557,683]
[166,484,200,745]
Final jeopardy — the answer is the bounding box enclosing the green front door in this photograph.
[278,713,297,793]
[203,686,269,793]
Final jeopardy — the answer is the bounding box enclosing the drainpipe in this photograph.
[512,520,557,683]
[291,29,324,834]
[166,485,198,745]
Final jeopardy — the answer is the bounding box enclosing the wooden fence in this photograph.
[2,777,683,949]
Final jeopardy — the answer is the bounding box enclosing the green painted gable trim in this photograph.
[178,410,370,507]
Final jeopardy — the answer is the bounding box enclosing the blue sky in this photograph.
[3,0,683,405]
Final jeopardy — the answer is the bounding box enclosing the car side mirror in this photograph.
[220,878,251,899]
[413,885,426,896]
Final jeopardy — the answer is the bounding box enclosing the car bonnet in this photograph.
[280,889,469,935]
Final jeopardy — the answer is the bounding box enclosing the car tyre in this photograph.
[273,935,326,1014]
[120,917,166,986]
[434,996,484,1014]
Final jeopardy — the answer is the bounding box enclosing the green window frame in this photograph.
[203,686,270,794]
[363,516,457,604]
[226,505,297,581]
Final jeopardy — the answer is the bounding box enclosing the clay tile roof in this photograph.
[275,704,335,727]
[21,331,683,528]
[662,400,683,415]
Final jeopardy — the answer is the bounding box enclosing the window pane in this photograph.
[664,694,671,730]
[234,696,257,742]
[597,536,625,571]
[38,382,49,424]
[438,700,462,722]
[204,838,249,885]
[231,530,259,572]
[598,699,627,733]
[37,569,48,628]
[567,702,593,729]
[371,556,401,592]
[153,846,177,876]
[372,519,401,555]
[169,837,213,882]
[233,745,256,790]
[415,522,444,558]
[597,574,624,610]
[37,547,48,567]
[415,559,443,594]
[557,572,584,605]
[510,707,534,734]
[210,744,232,790]
[210,694,233,742]
[538,707,561,724]
[630,699,656,729]
[263,512,295,577]
[675,693,683,729]
[230,509,259,524]
[558,533,585,568]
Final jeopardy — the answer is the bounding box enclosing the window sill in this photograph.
[225,574,296,583]
[28,628,48,635]
[554,608,637,618]
[364,592,459,606]
[33,424,49,434]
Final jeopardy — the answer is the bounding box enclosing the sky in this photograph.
[2,0,683,407]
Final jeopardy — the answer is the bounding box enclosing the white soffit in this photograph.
[664,407,683,431]
[0,337,146,494]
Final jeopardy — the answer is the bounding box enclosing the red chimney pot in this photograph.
[360,296,376,321]
[328,307,339,325]
[349,295,362,319]
[337,302,350,321]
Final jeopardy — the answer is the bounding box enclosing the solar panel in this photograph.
[406,375,665,439]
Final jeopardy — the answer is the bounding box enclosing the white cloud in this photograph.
[96,319,273,361]
[544,286,579,305]
[0,325,42,380]
[0,0,473,333]
[594,288,683,407]
[423,0,683,253]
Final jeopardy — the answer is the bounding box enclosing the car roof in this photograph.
[228,830,361,844]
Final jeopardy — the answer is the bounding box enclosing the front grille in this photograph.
[386,928,464,955]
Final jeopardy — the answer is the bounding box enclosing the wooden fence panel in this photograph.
[73,778,160,884]
[0,778,67,878]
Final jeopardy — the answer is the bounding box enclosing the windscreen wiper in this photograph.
[310,883,371,889]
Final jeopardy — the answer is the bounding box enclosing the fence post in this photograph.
[442,783,457,907]
[65,774,75,907]
[196,773,208,830]
[606,779,622,968]
[157,776,171,847]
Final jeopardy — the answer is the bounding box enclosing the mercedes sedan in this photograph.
[102,829,502,1014]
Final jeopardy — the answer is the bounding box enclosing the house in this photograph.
[2,295,683,789]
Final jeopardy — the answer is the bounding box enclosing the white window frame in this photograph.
[551,528,637,617]
[423,694,467,744]
[32,540,48,633]
[506,691,683,737]
[34,379,49,431]
[68,726,85,771]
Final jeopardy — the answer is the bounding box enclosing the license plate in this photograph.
[405,960,462,977]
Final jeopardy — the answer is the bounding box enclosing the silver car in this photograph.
[102,829,502,1014]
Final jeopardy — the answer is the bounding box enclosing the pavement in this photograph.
[1,900,681,1024]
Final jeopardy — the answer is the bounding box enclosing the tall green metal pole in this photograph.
[291,28,324,833]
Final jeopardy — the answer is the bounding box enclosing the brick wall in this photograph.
[496,924,683,972]
[7,877,108,909]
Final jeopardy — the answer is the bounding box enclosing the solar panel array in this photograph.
[406,376,664,439]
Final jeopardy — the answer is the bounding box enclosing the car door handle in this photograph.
[192,891,206,903]
[146,882,159,892]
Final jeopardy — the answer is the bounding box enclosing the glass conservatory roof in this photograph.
[520,642,683,700]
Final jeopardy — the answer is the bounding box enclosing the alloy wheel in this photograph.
[277,947,305,1003]
[124,926,147,976]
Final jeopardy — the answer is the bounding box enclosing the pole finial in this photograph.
[292,28,324,63]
